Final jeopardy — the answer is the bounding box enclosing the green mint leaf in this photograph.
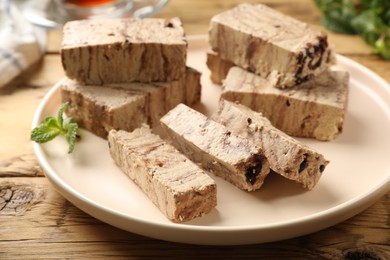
[31,102,79,153]
[65,122,78,154]
[57,102,69,128]
[62,116,74,127]
[44,116,62,130]
[31,119,62,143]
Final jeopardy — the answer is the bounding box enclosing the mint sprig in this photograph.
[31,102,78,153]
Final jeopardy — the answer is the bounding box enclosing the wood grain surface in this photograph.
[1,0,389,258]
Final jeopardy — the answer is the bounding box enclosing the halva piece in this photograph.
[209,3,333,88]
[61,18,187,84]
[221,66,349,141]
[160,104,271,191]
[61,67,201,139]
[108,126,217,222]
[214,100,329,189]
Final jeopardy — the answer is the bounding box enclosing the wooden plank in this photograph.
[0,153,43,177]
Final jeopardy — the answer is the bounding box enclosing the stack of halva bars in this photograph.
[57,3,349,223]
[207,3,349,141]
[60,17,217,222]
[60,17,201,138]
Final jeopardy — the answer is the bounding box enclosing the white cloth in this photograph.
[0,0,45,88]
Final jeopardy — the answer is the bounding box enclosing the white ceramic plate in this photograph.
[33,35,390,245]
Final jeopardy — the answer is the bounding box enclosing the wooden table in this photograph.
[1,0,389,258]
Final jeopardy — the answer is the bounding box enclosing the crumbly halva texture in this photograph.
[221,66,349,141]
[160,104,271,192]
[108,126,217,223]
[61,67,201,139]
[61,17,187,85]
[209,3,333,88]
[214,100,329,189]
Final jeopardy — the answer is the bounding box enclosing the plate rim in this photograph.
[32,35,390,245]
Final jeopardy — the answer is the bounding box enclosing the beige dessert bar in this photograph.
[221,66,349,141]
[214,100,329,190]
[61,68,201,139]
[108,126,217,222]
[209,3,333,88]
[61,17,187,85]
[160,104,270,191]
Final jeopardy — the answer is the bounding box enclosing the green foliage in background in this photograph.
[314,0,390,59]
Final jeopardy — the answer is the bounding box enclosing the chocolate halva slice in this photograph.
[61,67,201,139]
[209,3,333,88]
[108,126,217,222]
[160,104,270,192]
[214,100,329,190]
[61,17,186,85]
[221,66,349,141]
